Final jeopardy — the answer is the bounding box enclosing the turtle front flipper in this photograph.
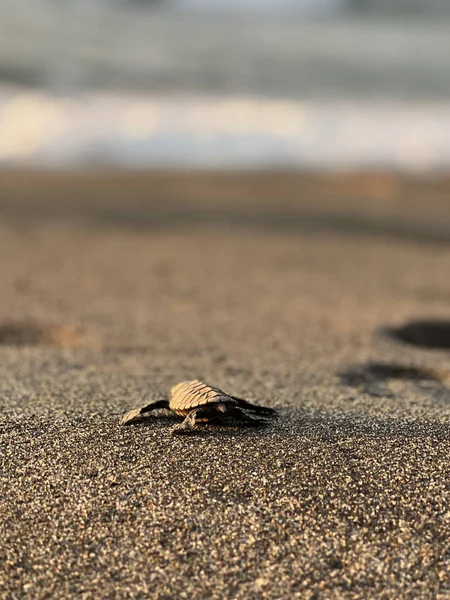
[121,399,170,425]
[171,406,218,435]
[232,397,277,416]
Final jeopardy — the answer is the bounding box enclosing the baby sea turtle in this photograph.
[121,380,277,434]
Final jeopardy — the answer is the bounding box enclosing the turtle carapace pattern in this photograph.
[121,380,277,434]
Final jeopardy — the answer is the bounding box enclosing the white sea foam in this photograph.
[0,88,449,170]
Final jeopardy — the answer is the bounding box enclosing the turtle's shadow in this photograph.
[129,413,179,427]
[125,411,274,437]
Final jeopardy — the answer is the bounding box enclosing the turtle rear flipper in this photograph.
[121,399,170,425]
[225,405,271,425]
[232,397,277,416]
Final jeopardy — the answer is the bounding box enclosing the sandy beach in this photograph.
[1,171,449,599]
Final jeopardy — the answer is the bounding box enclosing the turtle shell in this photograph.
[169,380,235,416]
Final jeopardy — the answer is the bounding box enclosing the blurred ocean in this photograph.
[1,0,450,169]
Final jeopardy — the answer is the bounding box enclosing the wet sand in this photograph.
[1,171,450,599]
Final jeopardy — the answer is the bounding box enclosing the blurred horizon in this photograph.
[1,0,449,170]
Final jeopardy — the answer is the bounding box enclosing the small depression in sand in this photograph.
[384,320,450,349]
[340,362,443,386]
[0,321,82,348]
[339,361,450,398]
